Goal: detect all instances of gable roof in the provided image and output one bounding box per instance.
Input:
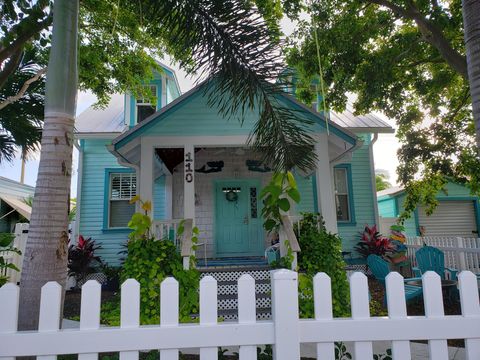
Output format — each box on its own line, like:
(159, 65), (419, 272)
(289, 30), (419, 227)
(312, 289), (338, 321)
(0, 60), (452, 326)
(110, 78), (361, 150)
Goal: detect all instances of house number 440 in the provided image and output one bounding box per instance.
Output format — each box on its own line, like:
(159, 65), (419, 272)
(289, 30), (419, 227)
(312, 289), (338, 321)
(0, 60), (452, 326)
(185, 151), (193, 183)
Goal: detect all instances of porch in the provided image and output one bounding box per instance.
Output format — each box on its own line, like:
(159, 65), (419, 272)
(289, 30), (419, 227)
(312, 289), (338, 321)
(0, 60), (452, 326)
(111, 131), (350, 267)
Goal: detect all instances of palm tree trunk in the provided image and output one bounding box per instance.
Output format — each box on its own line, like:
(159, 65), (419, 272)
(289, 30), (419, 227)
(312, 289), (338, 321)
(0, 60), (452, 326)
(463, 0), (480, 147)
(18, 0), (79, 330)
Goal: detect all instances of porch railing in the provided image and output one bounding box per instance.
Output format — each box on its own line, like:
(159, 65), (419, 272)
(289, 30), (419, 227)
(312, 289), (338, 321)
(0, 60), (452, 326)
(152, 219), (183, 249)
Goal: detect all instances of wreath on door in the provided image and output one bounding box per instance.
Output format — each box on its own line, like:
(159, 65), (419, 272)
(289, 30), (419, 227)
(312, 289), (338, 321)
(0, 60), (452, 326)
(225, 190), (238, 202)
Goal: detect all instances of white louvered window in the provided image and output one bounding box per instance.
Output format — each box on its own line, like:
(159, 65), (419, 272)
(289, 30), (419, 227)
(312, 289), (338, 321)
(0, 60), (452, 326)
(109, 173), (137, 228)
(334, 168), (351, 222)
(136, 85), (157, 123)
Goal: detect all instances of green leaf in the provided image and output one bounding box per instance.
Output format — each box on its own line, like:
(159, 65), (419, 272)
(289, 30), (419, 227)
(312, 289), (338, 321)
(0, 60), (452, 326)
(286, 171), (297, 188)
(264, 219), (277, 231)
(278, 198), (290, 211)
(287, 188), (301, 203)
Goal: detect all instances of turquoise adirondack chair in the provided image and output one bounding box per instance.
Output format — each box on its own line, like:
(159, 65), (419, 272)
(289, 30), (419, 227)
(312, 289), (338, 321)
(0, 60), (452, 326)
(367, 254), (423, 304)
(413, 246), (458, 280)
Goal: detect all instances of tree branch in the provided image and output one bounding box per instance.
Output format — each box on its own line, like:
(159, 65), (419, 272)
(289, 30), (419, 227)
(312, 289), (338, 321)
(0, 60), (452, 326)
(0, 49), (23, 90)
(0, 14), (52, 65)
(367, 0), (468, 78)
(0, 67), (47, 111)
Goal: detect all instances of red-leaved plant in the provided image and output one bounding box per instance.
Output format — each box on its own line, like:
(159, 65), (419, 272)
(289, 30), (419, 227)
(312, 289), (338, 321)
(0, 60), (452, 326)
(355, 225), (394, 258)
(68, 235), (102, 286)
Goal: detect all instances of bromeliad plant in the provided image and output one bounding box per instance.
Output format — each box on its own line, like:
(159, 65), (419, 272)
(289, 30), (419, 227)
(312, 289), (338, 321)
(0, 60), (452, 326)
(68, 235), (103, 286)
(355, 225), (394, 259)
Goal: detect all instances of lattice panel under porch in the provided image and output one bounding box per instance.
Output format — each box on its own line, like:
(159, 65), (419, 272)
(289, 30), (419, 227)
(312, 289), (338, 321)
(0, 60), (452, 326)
(217, 280), (271, 296)
(200, 269), (270, 282)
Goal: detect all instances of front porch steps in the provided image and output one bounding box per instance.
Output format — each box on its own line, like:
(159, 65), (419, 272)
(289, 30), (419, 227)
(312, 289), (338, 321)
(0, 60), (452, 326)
(199, 266), (272, 321)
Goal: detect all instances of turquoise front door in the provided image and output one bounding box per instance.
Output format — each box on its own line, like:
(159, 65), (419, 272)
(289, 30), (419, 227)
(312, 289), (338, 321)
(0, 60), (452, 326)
(215, 180), (263, 257)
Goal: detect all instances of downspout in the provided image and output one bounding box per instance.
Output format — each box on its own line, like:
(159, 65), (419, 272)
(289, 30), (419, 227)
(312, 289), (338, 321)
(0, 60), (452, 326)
(369, 133), (380, 226)
(73, 139), (83, 242)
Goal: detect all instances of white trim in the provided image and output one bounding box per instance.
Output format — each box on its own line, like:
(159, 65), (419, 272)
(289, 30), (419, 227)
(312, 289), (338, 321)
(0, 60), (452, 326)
(139, 137), (154, 218)
(161, 76), (167, 108)
(73, 140), (83, 240)
(315, 133), (338, 233)
(183, 144), (195, 220)
(369, 133), (380, 227)
(140, 135), (250, 148)
(124, 93), (131, 127)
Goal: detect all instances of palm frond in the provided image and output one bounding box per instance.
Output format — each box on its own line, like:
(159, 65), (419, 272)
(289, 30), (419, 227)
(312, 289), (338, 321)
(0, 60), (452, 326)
(139, 0), (317, 171)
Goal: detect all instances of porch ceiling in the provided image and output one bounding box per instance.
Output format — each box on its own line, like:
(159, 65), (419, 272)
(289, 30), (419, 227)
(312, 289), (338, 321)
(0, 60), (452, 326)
(155, 148), (201, 173)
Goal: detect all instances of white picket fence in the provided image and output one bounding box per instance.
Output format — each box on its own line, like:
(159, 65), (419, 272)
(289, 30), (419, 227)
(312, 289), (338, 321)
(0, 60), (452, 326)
(1, 270), (480, 360)
(406, 236), (480, 274)
(0, 223), (28, 284)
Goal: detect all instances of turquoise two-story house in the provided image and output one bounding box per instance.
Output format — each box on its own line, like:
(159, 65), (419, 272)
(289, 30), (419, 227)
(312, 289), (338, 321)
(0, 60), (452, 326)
(74, 62), (393, 266)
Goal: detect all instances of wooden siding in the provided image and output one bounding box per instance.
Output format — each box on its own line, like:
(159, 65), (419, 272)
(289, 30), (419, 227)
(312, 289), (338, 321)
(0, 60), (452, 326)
(79, 139), (131, 265)
(378, 198), (397, 217)
(337, 139), (376, 251)
(295, 175), (315, 214)
(153, 175), (166, 220)
(122, 92), (326, 138)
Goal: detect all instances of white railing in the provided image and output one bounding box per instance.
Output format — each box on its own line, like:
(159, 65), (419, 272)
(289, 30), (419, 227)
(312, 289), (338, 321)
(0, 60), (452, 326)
(152, 219), (183, 248)
(1, 270), (480, 359)
(0, 223), (28, 285)
(406, 236), (480, 274)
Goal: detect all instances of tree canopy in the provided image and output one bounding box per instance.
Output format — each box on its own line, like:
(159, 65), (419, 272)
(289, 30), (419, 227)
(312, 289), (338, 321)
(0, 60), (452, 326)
(285, 0), (478, 217)
(1, 0), (319, 171)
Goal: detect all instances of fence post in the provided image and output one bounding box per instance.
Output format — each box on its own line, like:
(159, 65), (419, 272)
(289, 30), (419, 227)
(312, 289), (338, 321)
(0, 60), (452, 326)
(238, 274), (257, 359)
(313, 273), (334, 360)
(271, 269), (300, 360)
(350, 272), (373, 359)
(423, 271), (448, 360)
(38, 282), (62, 360)
(79, 280), (101, 360)
(199, 276), (217, 360)
(121, 279), (140, 360)
(160, 277), (179, 360)
(458, 271), (480, 359)
(0, 284), (19, 360)
(456, 237), (467, 271)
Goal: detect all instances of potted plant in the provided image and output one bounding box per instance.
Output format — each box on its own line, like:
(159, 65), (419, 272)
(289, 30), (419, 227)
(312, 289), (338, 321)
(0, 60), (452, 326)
(355, 224), (394, 259)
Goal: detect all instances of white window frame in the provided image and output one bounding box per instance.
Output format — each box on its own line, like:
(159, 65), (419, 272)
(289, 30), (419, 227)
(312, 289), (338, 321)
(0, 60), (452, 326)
(108, 172), (137, 228)
(135, 85), (157, 124)
(334, 167), (351, 222)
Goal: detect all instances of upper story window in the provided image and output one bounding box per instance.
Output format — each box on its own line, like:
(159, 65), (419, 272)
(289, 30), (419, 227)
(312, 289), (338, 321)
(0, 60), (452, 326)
(334, 167), (351, 222)
(109, 172), (137, 228)
(136, 85), (157, 123)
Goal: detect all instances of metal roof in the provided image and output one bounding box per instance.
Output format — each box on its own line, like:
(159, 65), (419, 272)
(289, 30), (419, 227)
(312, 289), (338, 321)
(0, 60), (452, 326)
(329, 109), (394, 133)
(75, 93), (126, 135)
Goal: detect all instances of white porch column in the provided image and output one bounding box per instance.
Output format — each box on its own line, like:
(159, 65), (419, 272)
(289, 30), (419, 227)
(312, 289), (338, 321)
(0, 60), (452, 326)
(315, 133), (338, 234)
(140, 138), (154, 218)
(183, 144), (195, 220)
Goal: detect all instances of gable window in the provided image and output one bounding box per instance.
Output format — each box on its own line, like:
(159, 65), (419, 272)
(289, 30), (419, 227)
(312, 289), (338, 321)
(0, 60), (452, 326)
(136, 85), (157, 123)
(109, 172), (137, 228)
(334, 167), (352, 222)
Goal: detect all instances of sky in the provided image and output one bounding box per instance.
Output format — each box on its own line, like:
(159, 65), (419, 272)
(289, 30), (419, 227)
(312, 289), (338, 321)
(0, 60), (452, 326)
(0, 17), (400, 195)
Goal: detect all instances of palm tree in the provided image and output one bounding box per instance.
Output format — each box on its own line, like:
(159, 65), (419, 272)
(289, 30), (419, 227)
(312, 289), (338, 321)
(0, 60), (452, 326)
(18, 0), (315, 330)
(463, 0), (480, 147)
(18, 0), (79, 330)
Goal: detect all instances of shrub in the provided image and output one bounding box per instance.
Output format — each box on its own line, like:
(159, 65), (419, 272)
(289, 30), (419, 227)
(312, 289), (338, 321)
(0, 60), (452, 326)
(295, 213), (350, 317)
(68, 235), (102, 286)
(121, 233), (200, 324)
(120, 200), (200, 324)
(355, 224), (394, 259)
(0, 233), (21, 286)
